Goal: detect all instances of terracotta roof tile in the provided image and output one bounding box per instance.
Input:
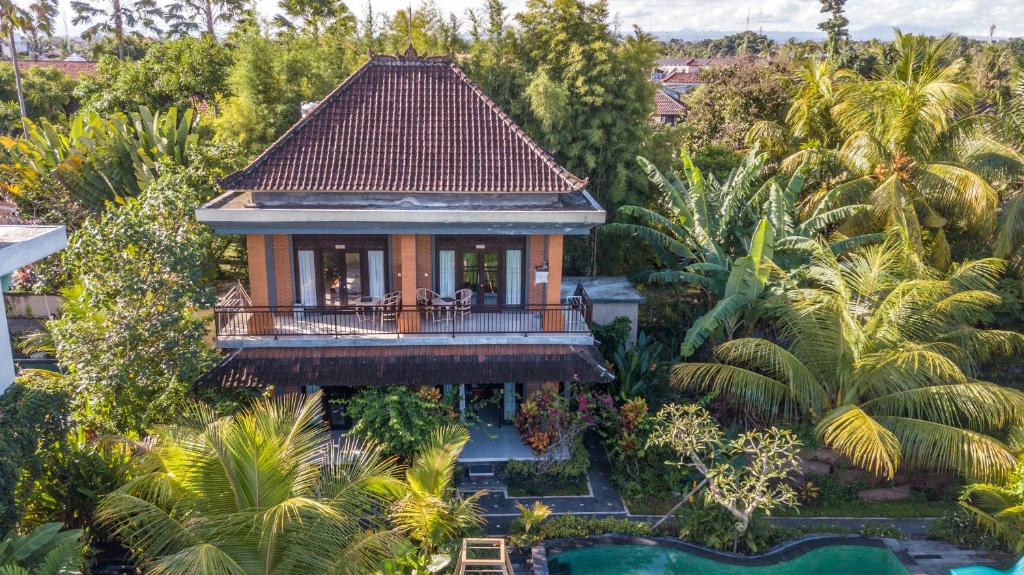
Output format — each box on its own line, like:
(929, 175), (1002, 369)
(196, 344), (612, 388)
(16, 60), (98, 79)
(221, 52), (586, 193)
(662, 71), (702, 84)
(654, 89), (685, 116)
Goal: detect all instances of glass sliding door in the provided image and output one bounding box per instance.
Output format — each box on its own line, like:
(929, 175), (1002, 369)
(292, 236), (388, 307)
(436, 237), (526, 307)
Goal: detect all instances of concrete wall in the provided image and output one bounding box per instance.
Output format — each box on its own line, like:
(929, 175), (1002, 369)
(4, 293), (64, 319)
(593, 302), (640, 345)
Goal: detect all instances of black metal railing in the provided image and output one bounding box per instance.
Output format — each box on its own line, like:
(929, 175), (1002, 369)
(214, 288), (592, 339)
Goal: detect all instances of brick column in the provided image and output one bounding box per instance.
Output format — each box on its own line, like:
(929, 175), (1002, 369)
(397, 234), (420, 332)
(245, 234), (273, 334)
(271, 235), (294, 306)
(543, 234), (564, 331)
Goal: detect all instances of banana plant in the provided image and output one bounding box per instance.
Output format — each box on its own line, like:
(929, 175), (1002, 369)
(0, 106), (200, 216)
(0, 523), (82, 575)
(680, 218), (774, 357)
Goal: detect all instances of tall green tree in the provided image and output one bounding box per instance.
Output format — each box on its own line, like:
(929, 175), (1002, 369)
(673, 238), (1024, 480)
(818, 0), (849, 58)
(46, 167), (220, 435)
(71, 0), (162, 58)
(97, 393), (403, 575)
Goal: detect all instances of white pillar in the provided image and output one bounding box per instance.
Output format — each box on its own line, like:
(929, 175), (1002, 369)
(0, 287), (15, 392)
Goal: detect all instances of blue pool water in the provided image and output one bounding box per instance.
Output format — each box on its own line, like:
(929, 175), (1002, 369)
(546, 543), (911, 575)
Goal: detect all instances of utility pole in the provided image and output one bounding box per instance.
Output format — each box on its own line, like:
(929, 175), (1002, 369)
(988, 24), (995, 43)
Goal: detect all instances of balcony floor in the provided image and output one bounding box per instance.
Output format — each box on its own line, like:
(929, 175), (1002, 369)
(216, 308), (590, 342)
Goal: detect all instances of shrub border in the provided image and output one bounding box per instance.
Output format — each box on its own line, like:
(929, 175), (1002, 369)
(532, 534), (925, 574)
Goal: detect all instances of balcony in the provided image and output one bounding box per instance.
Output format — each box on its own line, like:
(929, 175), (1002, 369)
(213, 287), (593, 347)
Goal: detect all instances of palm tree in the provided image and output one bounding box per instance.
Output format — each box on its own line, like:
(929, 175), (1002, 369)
(961, 470), (1024, 553)
(673, 238), (1024, 480)
(390, 425), (484, 565)
(24, 0), (56, 59)
(71, 0), (162, 59)
(164, 0), (245, 36)
(827, 31), (1023, 254)
(97, 393), (405, 575)
(1, 0), (30, 131)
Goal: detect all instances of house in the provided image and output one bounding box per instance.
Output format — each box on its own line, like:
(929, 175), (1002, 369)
(195, 50), (612, 460)
(0, 225), (67, 391)
(651, 56), (740, 94)
(653, 88), (686, 125)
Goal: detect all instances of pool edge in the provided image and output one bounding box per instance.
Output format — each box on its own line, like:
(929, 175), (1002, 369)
(533, 534), (926, 575)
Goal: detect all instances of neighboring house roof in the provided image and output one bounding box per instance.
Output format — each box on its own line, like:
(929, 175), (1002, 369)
(654, 89), (686, 116)
(197, 344), (613, 388)
(662, 71), (702, 84)
(15, 60), (98, 80)
(221, 49), (586, 193)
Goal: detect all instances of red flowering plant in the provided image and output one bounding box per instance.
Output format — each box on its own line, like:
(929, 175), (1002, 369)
(514, 387), (610, 461)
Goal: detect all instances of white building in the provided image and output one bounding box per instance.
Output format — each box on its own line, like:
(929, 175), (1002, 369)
(0, 225), (67, 392)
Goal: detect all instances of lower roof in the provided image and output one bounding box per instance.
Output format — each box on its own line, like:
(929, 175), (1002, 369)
(196, 344), (612, 388)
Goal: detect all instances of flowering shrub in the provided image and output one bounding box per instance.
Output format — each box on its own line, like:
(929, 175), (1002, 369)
(514, 387), (603, 455)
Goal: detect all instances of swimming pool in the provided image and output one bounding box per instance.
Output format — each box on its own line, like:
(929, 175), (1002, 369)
(543, 537), (913, 575)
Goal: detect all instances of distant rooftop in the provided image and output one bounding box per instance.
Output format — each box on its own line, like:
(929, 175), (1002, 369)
(562, 276), (645, 304)
(16, 60), (98, 79)
(221, 49), (587, 194)
(654, 89), (686, 116)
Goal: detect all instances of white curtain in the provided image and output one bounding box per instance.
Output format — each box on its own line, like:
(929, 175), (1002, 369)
(368, 250), (385, 298)
(298, 250), (318, 306)
(439, 250), (456, 297)
(503, 383), (517, 422)
(505, 249), (522, 305)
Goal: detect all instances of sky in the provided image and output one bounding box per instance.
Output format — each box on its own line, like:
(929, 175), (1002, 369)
(52, 0), (1024, 40)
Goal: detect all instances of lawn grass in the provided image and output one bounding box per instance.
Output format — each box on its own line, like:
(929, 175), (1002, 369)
(777, 498), (953, 518)
(624, 493), (954, 518)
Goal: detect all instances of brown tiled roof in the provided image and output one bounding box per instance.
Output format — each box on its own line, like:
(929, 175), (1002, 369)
(654, 90), (685, 116)
(16, 60), (98, 79)
(196, 344), (612, 388)
(662, 71), (701, 84)
(221, 52), (586, 193)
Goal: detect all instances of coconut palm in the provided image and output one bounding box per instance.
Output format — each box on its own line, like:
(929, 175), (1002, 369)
(97, 392), (405, 575)
(673, 237), (1024, 480)
(390, 425), (484, 566)
(70, 0), (162, 59)
(826, 31), (1023, 253)
(961, 468), (1024, 553)
(164, 0), (245, 36)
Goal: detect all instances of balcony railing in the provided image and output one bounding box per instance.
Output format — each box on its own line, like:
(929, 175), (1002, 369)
(214, 286), (592, 339)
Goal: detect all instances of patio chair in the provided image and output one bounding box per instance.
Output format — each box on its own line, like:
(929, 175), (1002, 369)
(416, 287), (441, 322)
(378, 291), (402, 330)
(950, 557), (1024, 575)
(452, 288), (473, 328)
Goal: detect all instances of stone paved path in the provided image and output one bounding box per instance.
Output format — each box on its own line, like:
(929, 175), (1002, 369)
(887, 538), (1001, 575)
(456, 440), (628, 535)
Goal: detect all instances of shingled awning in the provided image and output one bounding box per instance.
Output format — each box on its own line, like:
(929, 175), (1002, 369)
(197, 345), (613, 388)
